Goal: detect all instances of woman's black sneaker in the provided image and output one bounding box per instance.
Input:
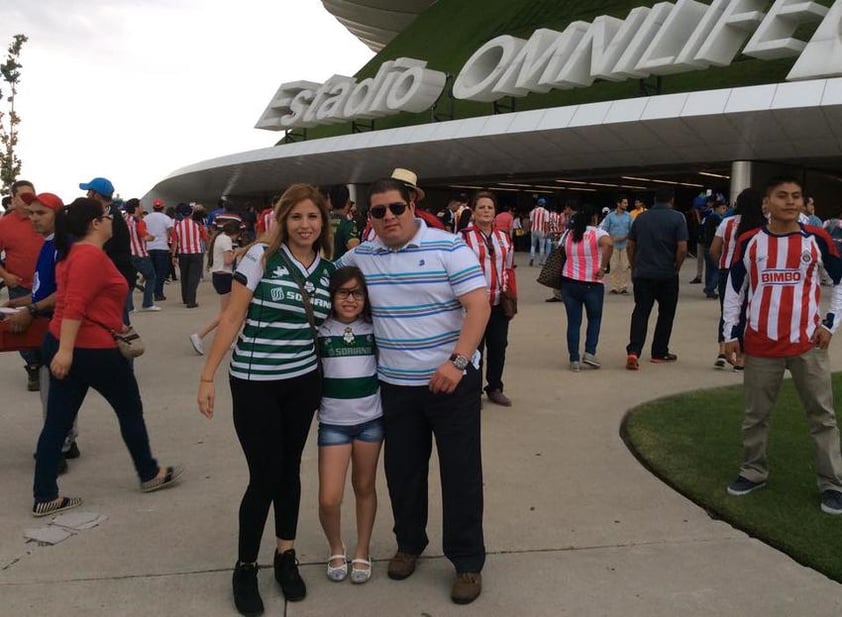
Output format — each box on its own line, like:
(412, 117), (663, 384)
(274, 549), (306, 601)
(232, 561), (264, 616)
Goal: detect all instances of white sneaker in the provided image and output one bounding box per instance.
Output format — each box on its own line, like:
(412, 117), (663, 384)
(139, 305), (162, 312)
(189, 333), (204, 355)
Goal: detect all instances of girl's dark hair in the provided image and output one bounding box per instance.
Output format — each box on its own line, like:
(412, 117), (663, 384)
(328, 266), (371, 322)
(735, 188), (765, 238)
(570, 203), (598, 243)
(55, 197), (105, 260)
(207, 221), (241, 269)
(368, 178), (411, 205)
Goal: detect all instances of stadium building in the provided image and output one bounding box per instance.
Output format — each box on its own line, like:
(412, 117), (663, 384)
(149, 0), (842, 213)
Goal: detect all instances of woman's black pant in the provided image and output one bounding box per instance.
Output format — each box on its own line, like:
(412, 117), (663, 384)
(478, 304), (510, 393)
(230, 371), (320, 562)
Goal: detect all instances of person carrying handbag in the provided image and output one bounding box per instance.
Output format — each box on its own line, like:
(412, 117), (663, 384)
(197, 184), (335, 615)
(33, 198), (181, 518)
(460, 191), (514, 406)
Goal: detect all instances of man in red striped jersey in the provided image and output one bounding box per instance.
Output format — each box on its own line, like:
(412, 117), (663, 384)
(723, 176), (842, 514)
(171, 203), (207, 308)
(124, 199), (160, 312)
(528, 198), (549, 266)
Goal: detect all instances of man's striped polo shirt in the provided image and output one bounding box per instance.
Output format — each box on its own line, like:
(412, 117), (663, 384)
(336, 219), (487, 386)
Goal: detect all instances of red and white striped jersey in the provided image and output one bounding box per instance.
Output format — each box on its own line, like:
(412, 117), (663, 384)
(561, 227), (609, 283)
(714, 215), (741, 269)
(723, 226), (842, 357)
(530, 206), (549, 234)
(460, 226), (514, 306)
(125, 214), (149, 258)
(255, 208), (275, 236)
(546, 211), (561, 235)
(173, 218), (205, 254)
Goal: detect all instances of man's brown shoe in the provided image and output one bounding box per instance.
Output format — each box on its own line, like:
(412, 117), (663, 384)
(387, 551), (418, 580)
(486, 389), (512, 407)
(451, 572), (482, 604)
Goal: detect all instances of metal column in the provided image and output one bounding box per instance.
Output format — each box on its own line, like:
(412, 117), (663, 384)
(730, 161), (752, 204)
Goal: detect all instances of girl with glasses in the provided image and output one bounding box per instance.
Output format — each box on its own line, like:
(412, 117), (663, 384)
(316, 266), (383, 584)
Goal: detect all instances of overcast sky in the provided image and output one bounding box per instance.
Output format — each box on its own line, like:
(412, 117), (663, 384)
(0, 0), (374, 202)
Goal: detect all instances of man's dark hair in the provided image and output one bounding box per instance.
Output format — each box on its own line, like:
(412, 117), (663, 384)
(764, 175), (802, 195)
(329, 184), (350, 210)
(124, 198), (140, 214)
(368, 178), (410, 205)
(11, 180), (34, 196)
(1, 195), (10, 209)
(615, 194), (629, 206)
(654, 186), (675, 204)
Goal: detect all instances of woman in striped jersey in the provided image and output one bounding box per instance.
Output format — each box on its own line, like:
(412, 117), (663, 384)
(189, 221), (243, 355)
(197, 184), (334, 614)
(559, 203), (613, 371)
(460, 191), (515, 406)
(317, 266), (382, 584)
(709, 189), (765, 371)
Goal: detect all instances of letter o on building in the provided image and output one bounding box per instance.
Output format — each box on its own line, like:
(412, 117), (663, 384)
(387, 67), (447, 113)
(453, 36), (526, 102)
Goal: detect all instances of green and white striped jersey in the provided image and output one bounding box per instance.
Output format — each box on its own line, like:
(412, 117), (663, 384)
(230, 243), (334, 381)
(317, 317), (382, 425)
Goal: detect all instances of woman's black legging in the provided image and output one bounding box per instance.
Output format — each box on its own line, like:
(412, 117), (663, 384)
(229, 370), (321, 562)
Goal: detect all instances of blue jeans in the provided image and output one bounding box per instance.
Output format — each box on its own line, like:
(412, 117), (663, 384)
(129, 255), (157, 310)
(148, 250), (170, 299)
(530, 231), (546, 264)
(9, 285), (40, 366)
(703, 247), (719, 295)
(560, 278), (604, 362)
(318, 417), (385, 446)
(33, 333), (158, 502)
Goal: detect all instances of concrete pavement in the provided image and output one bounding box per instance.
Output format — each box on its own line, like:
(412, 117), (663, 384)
(2, 264), (841, 617)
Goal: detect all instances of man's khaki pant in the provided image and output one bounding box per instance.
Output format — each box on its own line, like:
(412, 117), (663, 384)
(609, 248), (630, 292)
(741, 348), (842, 492)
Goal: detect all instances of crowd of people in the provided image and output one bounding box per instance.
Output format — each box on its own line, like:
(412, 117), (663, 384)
(3, 168), (842, 616)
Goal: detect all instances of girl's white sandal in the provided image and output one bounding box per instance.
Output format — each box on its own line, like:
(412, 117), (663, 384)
(326, 549), (348, 582)
(350, 558), (372, 584)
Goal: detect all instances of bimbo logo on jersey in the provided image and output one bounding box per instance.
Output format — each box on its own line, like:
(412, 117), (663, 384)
(761, 269), (802, 284)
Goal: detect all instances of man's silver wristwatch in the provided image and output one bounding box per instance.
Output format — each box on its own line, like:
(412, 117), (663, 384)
(449, 353), (469, 370)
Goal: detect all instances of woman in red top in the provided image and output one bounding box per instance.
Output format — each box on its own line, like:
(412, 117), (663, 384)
(32, 198), (182, 518)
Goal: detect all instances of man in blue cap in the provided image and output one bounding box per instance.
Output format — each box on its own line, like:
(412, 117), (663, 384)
(79, 177), (136, 323)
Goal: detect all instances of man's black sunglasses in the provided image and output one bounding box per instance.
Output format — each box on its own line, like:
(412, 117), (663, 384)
(369, 202), (408, 219)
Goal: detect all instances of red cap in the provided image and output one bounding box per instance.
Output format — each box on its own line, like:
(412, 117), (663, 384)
(21, 192), (64, 211)
(153, 198), (164, 208)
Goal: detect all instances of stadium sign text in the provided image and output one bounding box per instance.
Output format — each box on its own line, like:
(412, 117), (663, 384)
(257, 0), (842, 131)
(256, 58), (446, 130)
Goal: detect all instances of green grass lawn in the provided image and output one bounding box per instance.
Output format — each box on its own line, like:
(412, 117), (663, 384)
(622, 374), (842, 582)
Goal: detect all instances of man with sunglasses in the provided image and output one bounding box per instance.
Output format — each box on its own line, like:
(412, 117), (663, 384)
(336, 177), (490, 604)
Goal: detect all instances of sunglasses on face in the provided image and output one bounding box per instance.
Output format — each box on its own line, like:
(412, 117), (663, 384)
(369, 202), (408, 219)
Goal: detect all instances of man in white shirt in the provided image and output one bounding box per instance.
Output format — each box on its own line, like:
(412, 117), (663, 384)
(144, 198), (174, 302)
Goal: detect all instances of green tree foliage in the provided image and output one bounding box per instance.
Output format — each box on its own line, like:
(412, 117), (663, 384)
(0, 34), (28, 194)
